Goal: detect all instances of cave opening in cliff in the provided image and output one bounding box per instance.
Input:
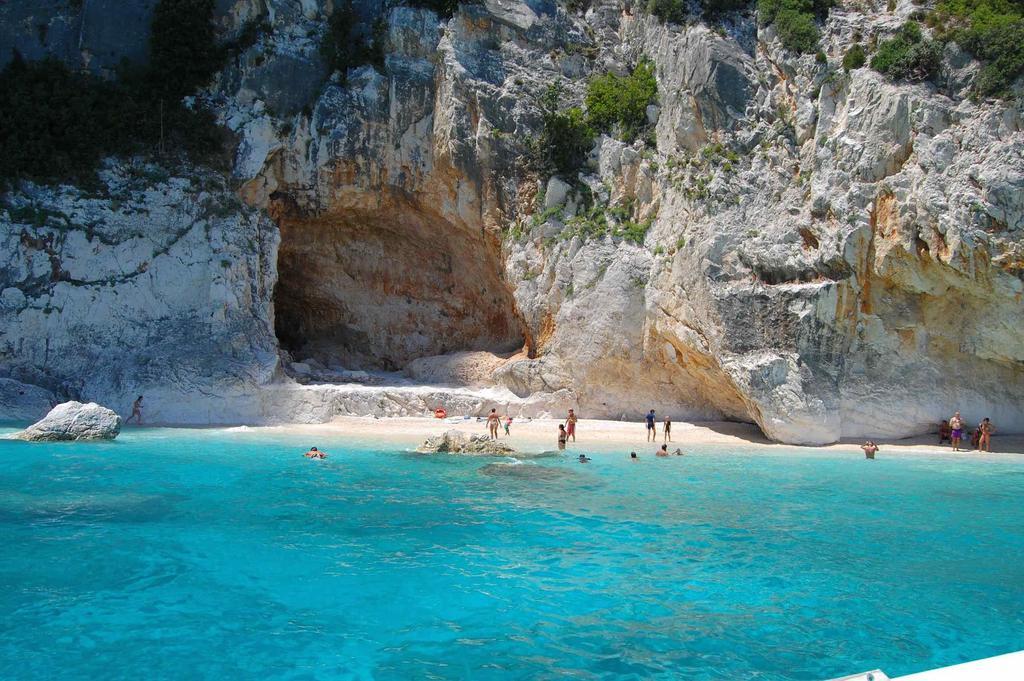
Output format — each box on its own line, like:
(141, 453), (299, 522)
(271, 200), (526, 376)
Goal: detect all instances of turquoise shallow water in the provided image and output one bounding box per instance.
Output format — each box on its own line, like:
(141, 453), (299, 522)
(1, 429), (1022, 680)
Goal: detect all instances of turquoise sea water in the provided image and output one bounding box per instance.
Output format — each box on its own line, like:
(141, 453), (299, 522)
(1, 428), (1022, 680)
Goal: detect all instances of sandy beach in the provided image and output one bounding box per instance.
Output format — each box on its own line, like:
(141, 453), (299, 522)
(247, 416), (1024, 460)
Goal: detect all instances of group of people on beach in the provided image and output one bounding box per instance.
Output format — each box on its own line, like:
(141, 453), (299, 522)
(289, 405), (1001, 463)
(644, 409), (672, 442)
(859, 410), (995, 459)
(486, 409), (514, 439)
(940, 412), (995, 452)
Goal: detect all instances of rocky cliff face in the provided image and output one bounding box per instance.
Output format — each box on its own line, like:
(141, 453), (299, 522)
(1, 0), (1022, 443)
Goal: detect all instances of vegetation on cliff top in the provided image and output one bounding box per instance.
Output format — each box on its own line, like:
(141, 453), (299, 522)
(842, 43), (867, 71)
(320, 1), (387, 83)
(870, 21), (943, 82)
(757, 0), (834, 54)
(647, 0), (835, 55)
(0, 0), (228, 186)
(531, 83), (594, 177)
(646, 0), (754, 24)
(928, 0), (1024, 97)
(532, 62), (658, 178)
(406, 0), (462, 18)
(585, 61), (658, 143)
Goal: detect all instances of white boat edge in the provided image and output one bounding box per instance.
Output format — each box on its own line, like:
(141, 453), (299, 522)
(829, 650), (1024, 681)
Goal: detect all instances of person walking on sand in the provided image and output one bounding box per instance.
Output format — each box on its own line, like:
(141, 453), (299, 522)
(861, 441), (879, 459)
(503, 415), (512, 436)
(949, 411), (964, 451)
(125, 395), (144, 425)
(487, 409), (500, 439)
(565, 409), (578, 443)
(645, 409), (657, 441)
(664, 417), (672, 443)
(557, 424), (568, 451)
(978, 418), (994, 452)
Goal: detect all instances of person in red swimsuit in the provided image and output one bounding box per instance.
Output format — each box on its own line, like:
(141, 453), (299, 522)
(565, 409), (578, 442)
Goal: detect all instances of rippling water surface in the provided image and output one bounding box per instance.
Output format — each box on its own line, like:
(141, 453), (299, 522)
(1, 428), (1022, 680)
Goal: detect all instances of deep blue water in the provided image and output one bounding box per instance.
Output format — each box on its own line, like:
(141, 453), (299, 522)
(0, 428), (1022, 680)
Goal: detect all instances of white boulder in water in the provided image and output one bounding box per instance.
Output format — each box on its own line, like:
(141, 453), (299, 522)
(13, 401), (122, 442)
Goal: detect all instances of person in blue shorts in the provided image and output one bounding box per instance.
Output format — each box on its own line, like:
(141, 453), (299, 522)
(645, 409), (656, 441)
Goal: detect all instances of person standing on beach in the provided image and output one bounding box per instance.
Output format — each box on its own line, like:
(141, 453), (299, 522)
(125, 395), (144, 425)
(645, 409), (656, 441)
(565, 409), (578, 443)
(949, 411), (964, 451)
(978, 418), (994, 452)
(503, 415), (512, 436)
(557, 424), (567, 450)
(487, 409), (500, 439)
(663, 417), (671, 443)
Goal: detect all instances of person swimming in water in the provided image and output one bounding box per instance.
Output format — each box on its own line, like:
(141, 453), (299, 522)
(630, 451), (638, 460)
(304, 447), (326, 459)
(861, 441), (878, 459)
(578, 454), (591, 463)
(656, 444), (670, 457)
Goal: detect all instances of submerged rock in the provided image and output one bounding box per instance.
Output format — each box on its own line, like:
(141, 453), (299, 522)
(13, 401), (122, 442)
(479, 462), (572, 480)
(417, 429), (516, 455)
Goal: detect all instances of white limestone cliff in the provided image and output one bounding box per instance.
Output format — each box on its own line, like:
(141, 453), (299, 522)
(1, 0), (1021, 444)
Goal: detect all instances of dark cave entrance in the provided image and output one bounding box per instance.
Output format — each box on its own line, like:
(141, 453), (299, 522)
(272, 203), (526, 373)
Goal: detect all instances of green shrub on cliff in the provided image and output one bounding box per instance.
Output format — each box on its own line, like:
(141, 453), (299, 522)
(928, 0), (1024, 97)
(646, 0), (753, 24)
(757, 0), (833, 54)
(0, 57), (121, 183)
(871, 21), (943, 82)
(148, 0), (221, 102)
(0, 0), (228, 186)
(530, 83), (594, 177)
(321, 2), (387, 83)
(646, 0), (687, 24)
(585, 61), (658, 142)
(843, 43), (867, 70)
(406, 0), (461, 18)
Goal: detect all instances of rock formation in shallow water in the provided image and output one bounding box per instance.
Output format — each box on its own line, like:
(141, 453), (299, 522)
(417, 429), (517, 455)
(14, 401), (121, 441)
(1, 1), (1022, 443)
